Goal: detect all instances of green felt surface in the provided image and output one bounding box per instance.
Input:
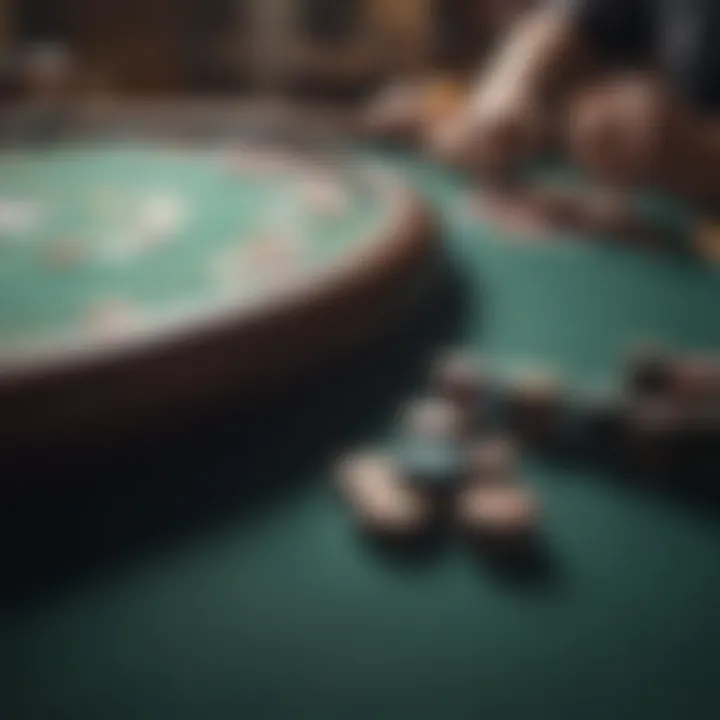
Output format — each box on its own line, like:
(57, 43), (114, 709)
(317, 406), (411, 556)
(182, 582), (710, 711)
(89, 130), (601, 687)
(7, 148), (720, 720)
(0, 142), (386, 353)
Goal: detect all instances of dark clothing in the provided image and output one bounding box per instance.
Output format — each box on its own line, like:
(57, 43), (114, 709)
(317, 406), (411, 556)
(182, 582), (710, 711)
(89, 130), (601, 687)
(434, 0), (493, 71)
(567, 0), (720, 113)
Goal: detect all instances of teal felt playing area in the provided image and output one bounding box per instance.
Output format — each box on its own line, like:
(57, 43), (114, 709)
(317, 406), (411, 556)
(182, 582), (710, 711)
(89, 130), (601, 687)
(7, 146), (720, 720)
(0, 142), (387, 354)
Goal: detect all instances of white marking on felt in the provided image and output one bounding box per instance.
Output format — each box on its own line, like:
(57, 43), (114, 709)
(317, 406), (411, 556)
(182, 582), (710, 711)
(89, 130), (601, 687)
(299, 175), (348, 218)
(0, 199), (42, 236)
(138, 194), (186, 239)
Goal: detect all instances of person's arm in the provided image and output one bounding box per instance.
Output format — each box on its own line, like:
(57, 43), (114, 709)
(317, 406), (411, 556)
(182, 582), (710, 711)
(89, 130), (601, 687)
(433, 4), (597, 173)
(469, 5), (591, 114)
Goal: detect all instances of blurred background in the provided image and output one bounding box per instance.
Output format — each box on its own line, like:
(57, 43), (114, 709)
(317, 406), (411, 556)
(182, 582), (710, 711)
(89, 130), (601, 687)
(0, 0), (533, 101)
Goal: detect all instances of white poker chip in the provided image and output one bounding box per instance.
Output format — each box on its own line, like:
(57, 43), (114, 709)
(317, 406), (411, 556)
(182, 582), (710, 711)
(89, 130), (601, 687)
(457, 484), (538, 537)
(336, 452), (430, 534)
(0, 198), (42, 236)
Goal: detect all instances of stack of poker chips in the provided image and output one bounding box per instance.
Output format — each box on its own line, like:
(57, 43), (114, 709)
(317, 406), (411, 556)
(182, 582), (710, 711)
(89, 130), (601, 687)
(617, 345), (720, 476)
(337, 345), (720, 547)
(336, 351), (541, 558)
(426, 345), (720, 477)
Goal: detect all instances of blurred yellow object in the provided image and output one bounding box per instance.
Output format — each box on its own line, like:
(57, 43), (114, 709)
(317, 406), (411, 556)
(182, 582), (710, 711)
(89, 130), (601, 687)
(694, 221), (720, 265)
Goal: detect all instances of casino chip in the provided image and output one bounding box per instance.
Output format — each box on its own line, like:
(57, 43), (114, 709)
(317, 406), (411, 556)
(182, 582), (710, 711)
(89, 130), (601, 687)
(396, 397), (467, 490)
(429, 350), (487, 431)
(401, 397), (463, 439)
(469, 435), (518, 484)
(456, 484), (539, 542)
(336, 452), (432, 535)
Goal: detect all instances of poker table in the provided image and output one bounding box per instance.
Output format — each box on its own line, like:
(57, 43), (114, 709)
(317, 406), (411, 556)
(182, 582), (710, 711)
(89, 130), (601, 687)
(7, 109), (720, 720)
(0, 102), (435, 450)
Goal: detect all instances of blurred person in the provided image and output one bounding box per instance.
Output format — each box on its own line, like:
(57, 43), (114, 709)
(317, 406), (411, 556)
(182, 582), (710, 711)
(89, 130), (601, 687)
(366, 0), (536, 143)
(435, 0), (720, 204)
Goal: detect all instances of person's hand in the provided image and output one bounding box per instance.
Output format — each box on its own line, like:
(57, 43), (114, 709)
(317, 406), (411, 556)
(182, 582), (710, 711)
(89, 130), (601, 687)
(428, 82), (546, 176)
(566, 77), (692, 186)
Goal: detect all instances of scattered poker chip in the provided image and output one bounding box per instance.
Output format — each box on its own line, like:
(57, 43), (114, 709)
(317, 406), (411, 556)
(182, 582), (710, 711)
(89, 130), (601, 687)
(336, 452), (431, 536)
(469, 435), (518, 484)
(430, 350), (486, 402)
(85, 298), (142, 340)
(396, 397), (467, 489)
(400, 397), (464, 439)
(429, 350), (488, 431)
(456, 484), (539, 542)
